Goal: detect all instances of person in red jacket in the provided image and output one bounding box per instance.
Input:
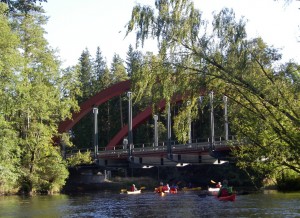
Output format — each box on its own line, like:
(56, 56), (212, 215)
(131, 184), (137, 192)
(217, 180), (232, 197)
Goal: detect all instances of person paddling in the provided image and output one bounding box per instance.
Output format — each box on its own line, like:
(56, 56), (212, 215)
(131, 184), (137, 192)
(156, 182), (164, 193)
(217, 180), (232, 197)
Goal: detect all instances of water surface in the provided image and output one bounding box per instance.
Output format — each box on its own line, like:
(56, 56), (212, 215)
(1, 190), (300, 217)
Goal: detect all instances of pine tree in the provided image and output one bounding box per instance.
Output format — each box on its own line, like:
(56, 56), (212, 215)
(78, 48), (94, 103)
(125, 44), (142, 78)
(110, 53), (128, 83)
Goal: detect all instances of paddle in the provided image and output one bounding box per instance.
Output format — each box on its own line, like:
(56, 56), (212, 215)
(210, 180), (216, 184)
(140, 186), (146, 190)
(120, 189), (127, 194)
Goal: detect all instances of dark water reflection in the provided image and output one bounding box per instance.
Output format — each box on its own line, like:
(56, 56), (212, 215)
(1, 190), (300, 217)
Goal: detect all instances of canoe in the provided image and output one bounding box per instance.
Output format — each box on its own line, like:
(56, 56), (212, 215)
(217, 194), (236, 201)
(127, 190), (141, 194)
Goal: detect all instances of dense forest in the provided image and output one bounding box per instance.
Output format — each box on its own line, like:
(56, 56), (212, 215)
(0, 0), (299, 195)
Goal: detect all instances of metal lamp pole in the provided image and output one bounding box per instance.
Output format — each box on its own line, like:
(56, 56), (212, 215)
(93, 107), (99, 159)
(187, 101), (192, 144)
(154, 115), (158, 147)
(209, 91), (215, 150)
(223, 96), (229, 141)
(167, 103), (172, 159)
(127, 92), (133, 158)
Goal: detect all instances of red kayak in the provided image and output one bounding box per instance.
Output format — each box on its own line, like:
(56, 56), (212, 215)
(217, 194), (236, 201)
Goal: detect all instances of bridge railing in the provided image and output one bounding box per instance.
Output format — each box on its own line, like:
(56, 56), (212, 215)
(96, 135), (238, 157)
(64, 135), (239, 158)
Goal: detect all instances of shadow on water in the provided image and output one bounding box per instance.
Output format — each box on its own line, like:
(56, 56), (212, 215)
(1, 190), (300, 217)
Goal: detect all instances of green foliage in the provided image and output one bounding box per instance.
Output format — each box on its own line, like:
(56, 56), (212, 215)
(0, 3), (79, 194)
(20, 145), (69, 194)
(66, 151), (93, 167)
(110, 53), (129, 83)
(1, 0), (47, 13)
(0, 3), (22, 194)
(277, 169), (300, 191)
(78, 48), (94, 103)
(126, 44), (142, 77)
(126, 0), (300, 178)
(0, 116), (21, 194)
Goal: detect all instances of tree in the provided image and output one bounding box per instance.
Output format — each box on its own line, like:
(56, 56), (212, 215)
(78, 48), (94, 103)
(110, 53), (128, 83)
(11, 9), (78, 194)
(92, 46), (107, 93)
(0, 3), (21, 193)
(126, 0), (300, 180)
(126, 44), (142, 77)
(1, 0), (47, 13)
(71, 49), (95, 149)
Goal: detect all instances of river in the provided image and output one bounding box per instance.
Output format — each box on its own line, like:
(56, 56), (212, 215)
(0, 190), (300, 218)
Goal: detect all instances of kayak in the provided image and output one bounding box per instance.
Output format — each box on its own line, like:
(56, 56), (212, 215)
(157, 191), (166, 196)
(127, 190), (142, 194)
(208, 187), (220, 196)
(217, 194), (236, 201)
(182, 187), (201, 191)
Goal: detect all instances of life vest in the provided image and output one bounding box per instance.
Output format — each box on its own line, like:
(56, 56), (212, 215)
(220, 188), (229, 197)
(156, 186), (164, 193)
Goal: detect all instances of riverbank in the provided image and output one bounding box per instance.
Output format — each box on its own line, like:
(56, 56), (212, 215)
(62, 163), (261, 194)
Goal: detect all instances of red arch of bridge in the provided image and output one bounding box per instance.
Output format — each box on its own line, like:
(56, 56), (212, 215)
(58, 80), (191, 150)
(58, 80), (131, 133)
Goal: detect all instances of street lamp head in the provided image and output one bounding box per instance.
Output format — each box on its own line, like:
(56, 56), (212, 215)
(127, 91), (132, 98)
(93, 107), (98, 114)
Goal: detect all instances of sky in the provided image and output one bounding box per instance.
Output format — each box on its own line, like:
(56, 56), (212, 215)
(42, 0), (300, 68)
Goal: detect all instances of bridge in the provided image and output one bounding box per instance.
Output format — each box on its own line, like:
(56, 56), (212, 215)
(60, 80), (238, 169)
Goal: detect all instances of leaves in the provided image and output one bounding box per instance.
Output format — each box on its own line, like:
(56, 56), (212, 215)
(127, 0), (300, 177)
(0, 4), (79, 194)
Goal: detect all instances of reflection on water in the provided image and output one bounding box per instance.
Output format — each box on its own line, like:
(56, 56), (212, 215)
(1, 190), (300, 217)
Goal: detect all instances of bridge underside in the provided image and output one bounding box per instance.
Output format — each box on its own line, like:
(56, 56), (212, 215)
(97, 152), (233, 168)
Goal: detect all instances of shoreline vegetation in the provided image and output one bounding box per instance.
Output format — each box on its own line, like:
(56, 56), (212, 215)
(2, 163), (299, 196)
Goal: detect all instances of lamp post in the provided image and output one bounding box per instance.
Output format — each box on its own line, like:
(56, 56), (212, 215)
(93, 107), (98, 159)
(167, 103), (172, 159)
(198, 96), (204, 142)
(154, 115), (158, 147)
(127, 92), (133, 157)
(223, 96), (229, 141)
(209, 91), (215, 150)
(187, 101), (192, 144)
